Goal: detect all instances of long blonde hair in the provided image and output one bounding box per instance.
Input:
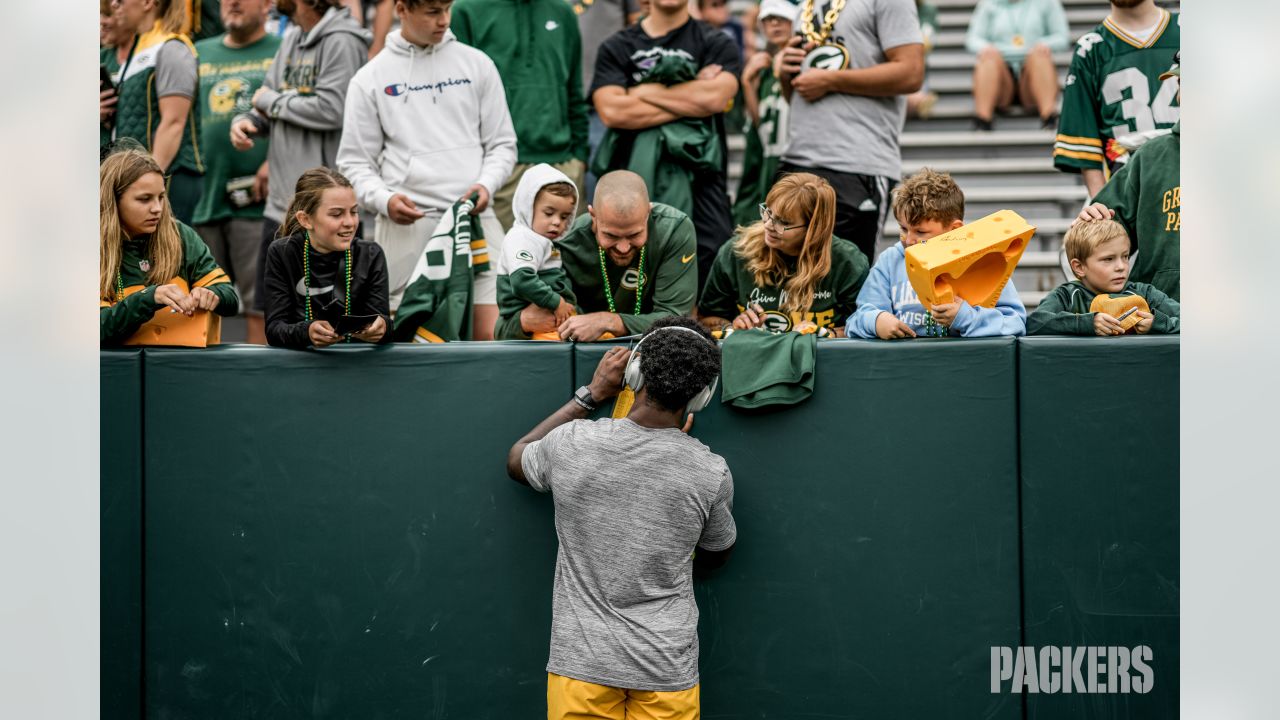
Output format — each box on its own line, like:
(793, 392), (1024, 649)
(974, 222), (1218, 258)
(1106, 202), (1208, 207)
(733, 172), (837, 316)
(99, 148), (182, 302)
(157, 0), (188, 35)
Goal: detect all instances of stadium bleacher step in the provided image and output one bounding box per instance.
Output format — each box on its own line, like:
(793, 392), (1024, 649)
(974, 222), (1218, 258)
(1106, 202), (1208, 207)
(927, 50), (1074, 71)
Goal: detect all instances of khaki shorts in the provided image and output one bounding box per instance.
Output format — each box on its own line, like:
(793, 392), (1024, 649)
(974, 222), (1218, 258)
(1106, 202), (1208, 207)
(546, 672), (699, 720)
(374, 208), (505, 312)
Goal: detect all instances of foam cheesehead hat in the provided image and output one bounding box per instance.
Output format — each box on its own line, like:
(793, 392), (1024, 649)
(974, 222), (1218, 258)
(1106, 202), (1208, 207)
(1159, 50), (1180, 81)
(758, 0), (799, 25)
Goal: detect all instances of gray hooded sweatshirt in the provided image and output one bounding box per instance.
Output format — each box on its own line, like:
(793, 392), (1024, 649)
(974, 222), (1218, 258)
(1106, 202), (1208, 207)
(235, 6), (370, 223)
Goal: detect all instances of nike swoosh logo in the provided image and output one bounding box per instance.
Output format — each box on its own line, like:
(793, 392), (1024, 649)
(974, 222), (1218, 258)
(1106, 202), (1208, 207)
(296, 278), (335, 296)
(681, 253), (695, 264)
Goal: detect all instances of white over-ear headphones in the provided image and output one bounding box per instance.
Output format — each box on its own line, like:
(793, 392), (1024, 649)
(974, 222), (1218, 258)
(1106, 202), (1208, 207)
(623, 326), (719, 413)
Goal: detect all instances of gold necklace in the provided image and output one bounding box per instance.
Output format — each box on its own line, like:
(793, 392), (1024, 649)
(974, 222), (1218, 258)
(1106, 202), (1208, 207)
(801, 0), (848, 46)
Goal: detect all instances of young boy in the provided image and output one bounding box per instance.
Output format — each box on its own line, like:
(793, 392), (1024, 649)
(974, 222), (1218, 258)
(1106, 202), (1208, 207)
(846, 168), (1027, 339)
(336, 0), (516, 339)
(1028, 219), (1179, 336)
(495, 164), (580, 339)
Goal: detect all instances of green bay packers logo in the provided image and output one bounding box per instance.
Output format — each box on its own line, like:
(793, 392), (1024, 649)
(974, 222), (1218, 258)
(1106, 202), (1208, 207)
(761, 310), (792, 332)
(620, 267), (641, 290)
(801, 44), (849, 72)
(515, 250), (535, 263)
(210, 78), (249, 115)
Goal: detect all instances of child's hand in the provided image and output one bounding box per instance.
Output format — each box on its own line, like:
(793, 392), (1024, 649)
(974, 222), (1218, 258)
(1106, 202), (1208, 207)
(1093, 312), (1123, 336)
(793, 320), (819, 335)
(930, 301), (963, 327)
(554, 297), (575, 325)
(1133, 311), (1154, 334)
(308, 320), (341, 347)
(875, 312), (917, 340)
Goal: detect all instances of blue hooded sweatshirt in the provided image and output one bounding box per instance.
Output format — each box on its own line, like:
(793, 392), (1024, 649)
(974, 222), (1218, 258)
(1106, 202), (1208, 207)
(845, 242), (1027, 338)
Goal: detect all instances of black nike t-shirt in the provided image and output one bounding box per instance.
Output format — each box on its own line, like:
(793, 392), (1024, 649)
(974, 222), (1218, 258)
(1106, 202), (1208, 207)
(590, 18), (742, 288)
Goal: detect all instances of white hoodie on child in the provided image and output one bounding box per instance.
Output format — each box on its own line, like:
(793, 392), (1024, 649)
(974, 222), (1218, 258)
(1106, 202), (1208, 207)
(337, 29), (517, 216)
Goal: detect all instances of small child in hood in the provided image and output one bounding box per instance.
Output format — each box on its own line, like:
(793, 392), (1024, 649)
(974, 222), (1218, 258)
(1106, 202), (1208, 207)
(495, 164), (580, 339)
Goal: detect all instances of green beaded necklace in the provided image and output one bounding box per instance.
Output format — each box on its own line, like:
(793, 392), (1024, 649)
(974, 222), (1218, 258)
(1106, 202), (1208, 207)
(115, 268), (125, 303)
(303, 231), (352, 341)
(923, 310), (948, 338)
(597, 244), (645, 316)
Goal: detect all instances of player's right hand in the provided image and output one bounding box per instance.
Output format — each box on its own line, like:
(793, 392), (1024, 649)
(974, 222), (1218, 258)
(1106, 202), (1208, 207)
(876, 312), (917, 340)
(587, 345), (631, 401)
(387, 193), (425, 225)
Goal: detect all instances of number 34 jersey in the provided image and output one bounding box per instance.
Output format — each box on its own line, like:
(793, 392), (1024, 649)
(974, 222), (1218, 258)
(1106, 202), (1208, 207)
(1053, 9), (1179, 176)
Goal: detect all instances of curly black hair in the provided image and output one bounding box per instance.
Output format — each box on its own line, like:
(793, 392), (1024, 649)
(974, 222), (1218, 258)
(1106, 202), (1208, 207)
(638, 317), (721, 412)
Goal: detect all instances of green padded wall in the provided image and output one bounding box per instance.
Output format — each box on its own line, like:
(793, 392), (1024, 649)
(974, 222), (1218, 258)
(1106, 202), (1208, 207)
(102, 349), (143, 720)
(142, 343), (568, 718)
(576, 338), (1023, 719)
(1019, 336), (1178, 719)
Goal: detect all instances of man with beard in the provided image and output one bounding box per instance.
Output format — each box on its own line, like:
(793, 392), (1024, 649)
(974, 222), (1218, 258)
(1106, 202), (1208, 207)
(495, 170), (698, 341)
(1052, 0), (1180, 198)
(229, 0), (369, 335)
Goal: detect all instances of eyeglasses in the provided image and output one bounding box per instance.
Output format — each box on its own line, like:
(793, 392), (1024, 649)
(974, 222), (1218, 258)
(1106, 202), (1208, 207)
(759, 203), (806, 232)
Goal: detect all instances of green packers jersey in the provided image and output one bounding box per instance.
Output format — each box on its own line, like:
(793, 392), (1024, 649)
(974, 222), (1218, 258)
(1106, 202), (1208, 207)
(1054, 10), (1179, 176)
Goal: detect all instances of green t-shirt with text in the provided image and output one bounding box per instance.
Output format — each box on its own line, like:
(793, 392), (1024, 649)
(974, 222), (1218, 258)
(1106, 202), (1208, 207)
(192, 33), (280, 224)
(699, 235), (870, 332)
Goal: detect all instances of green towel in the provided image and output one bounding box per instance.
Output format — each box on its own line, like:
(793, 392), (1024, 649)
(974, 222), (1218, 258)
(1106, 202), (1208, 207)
(720, 330), (817, 409)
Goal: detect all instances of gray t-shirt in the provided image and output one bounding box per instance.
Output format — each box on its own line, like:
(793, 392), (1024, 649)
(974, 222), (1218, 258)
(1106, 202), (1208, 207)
(522, 417), (736, 691)
(155, 40), (197, 99)
(783, 0), (922, 178)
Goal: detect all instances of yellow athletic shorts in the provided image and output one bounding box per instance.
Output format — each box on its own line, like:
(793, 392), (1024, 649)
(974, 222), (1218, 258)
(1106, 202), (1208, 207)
(546, 672), (700, 720)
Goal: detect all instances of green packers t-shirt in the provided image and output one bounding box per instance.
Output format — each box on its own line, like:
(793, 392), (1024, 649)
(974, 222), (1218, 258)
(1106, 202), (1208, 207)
(192, 33), (280, 224)
(699, 234), (869, 332)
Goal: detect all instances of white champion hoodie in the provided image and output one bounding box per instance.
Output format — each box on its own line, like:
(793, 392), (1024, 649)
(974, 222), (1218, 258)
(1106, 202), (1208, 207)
(337, 29), (517, 216)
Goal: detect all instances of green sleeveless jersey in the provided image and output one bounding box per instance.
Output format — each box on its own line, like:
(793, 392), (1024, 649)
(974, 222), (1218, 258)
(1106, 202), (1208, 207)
(115, 24), (203, 174)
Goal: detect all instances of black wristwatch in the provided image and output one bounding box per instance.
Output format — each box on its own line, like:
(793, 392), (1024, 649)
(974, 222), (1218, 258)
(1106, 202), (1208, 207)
(572, 385), (598, 412)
